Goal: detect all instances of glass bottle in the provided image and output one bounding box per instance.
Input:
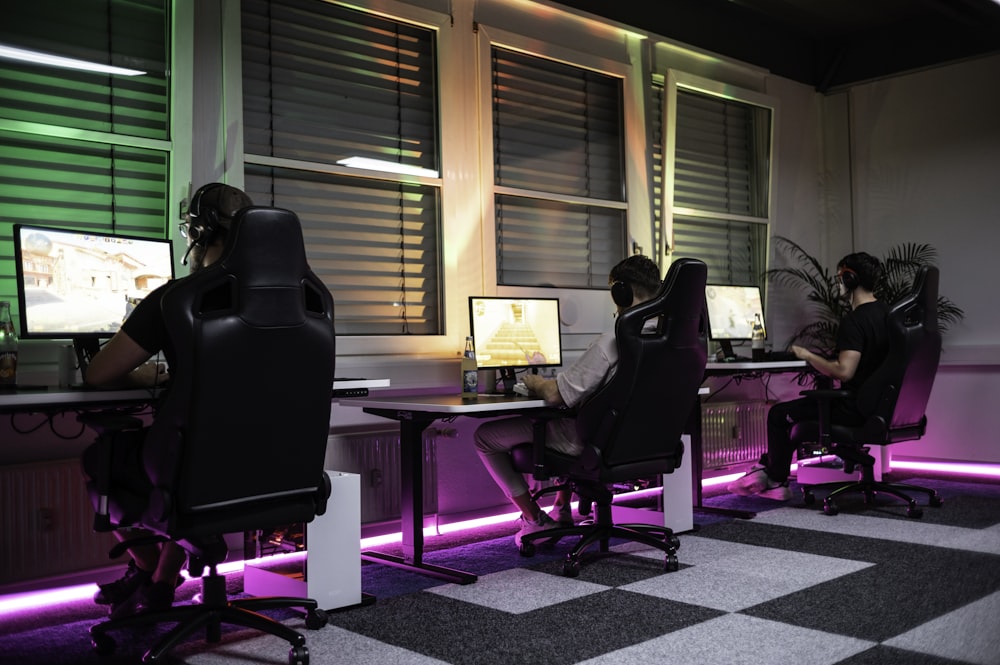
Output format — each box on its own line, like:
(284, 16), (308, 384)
(461, 336), (478, 397)
(0, 301), (18, 387)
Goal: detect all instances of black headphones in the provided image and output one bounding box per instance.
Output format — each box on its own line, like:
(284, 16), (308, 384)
(611, 280), (633, 308)
(186, 183), (225, 249)
(837, 266), (860, 291)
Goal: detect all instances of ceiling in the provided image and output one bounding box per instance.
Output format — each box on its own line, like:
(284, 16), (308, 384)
(552, 0), (1000, 91)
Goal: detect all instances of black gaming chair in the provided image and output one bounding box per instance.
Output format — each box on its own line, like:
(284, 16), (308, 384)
(511, 258), (708, 577)
(795, 265), (944, 517)
(86, 207), (336, 664)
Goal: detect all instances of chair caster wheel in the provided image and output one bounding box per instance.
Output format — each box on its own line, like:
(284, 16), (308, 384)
(289, 644), (309, 665)
(668, 535), (680, 549)
(929, 494), (943, 508)
(906, 505), (924, 518)
(665, 554), (679, 572)
(519, 542), (536, 557)
(562, 558), (580, 578)
(305, 608), (328, 630)
(823, 500), (839, 516)
(91, 632), (115, 655)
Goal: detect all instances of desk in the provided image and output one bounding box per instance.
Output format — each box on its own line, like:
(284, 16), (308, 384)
(340, 393), (547, 585)
(0, 379), (389, 414)
(695, 359), (808, 518)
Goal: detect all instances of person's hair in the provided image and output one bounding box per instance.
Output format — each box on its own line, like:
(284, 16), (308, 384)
(187, 183), (253, 271)
(609, 255), (662, 302)
(837, 251), (882, 292)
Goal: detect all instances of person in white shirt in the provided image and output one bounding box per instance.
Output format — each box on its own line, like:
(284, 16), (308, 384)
(473, 255), (663, 547)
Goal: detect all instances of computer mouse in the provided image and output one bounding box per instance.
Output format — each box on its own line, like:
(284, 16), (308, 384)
(512, 382), (530, 396)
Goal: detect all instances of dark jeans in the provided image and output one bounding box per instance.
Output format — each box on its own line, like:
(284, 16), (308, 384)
(764, 396), (863, 482)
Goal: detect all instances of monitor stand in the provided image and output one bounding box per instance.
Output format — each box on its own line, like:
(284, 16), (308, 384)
(73, 338), (101, 382)
(499, 368), (517, 395)
(716, 339), (736, 361)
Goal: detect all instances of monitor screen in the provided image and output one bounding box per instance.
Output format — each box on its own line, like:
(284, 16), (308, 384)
(469, 296), (563, 372)
(13, 224), (175, 341)
(704, 284), (765, 341)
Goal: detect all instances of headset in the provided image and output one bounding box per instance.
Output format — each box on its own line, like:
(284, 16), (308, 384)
(837, 266), (860, 291)
(186, 183), (226, 249)
(611, 280), (633, 308)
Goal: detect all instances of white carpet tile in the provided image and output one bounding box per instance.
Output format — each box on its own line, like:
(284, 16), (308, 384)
(423, 567), (608, 613)
(618, 536), (873, 612)
(754, 507), (1000, 554)
(883, 589), (1000, 665)
(575, 613), (875, 665)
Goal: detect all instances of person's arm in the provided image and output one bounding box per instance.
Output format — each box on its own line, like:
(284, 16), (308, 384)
(791, 345), (861, 383)
(522, 373), (565, 407)
(84, 330), (167, 389)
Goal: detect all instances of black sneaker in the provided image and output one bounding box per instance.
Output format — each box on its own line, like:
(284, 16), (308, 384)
(108, 580), (175, 620)
(94, 560), (150, 606)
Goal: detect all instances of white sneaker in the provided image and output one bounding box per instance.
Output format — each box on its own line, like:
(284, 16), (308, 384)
(549, 504), (574, 527)
(514, 512), (558, 548)
(759, 482), (792, 501)
(726, 464), (771, 496)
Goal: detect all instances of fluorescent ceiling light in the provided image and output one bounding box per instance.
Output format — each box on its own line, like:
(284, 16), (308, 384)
(337, 156), (439, 179)
(0, 44), (145, 76)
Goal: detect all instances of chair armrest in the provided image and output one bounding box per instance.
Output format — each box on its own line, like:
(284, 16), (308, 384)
(799, 388), (853, 402)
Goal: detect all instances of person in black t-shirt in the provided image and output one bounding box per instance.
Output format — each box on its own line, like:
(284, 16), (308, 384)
(727, 251), (890, 500)
(82, 183), (253, 619)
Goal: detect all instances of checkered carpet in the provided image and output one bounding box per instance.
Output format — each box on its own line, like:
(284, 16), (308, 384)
(3, 475), (999, 665)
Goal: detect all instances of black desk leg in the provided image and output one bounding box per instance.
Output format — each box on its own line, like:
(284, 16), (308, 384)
(689, 396), (756, 520)
(360, 418), (478, 585)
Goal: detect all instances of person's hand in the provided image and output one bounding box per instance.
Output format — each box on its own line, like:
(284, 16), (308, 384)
(791, 344), (811, 361)
(522, 374), (564, 406)
(129, 361), (169, 387)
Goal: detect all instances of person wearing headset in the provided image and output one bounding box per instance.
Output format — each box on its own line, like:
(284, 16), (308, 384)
(473, 255), (663, 548)
(82, 183), (253, 619)
(727, 251), (891, 500)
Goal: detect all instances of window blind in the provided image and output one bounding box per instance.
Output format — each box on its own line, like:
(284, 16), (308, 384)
(492, 47), (626, 288)
(0, 0), (171, 324)
(657, 83), (770, 286)
(242, 0), (441, 334)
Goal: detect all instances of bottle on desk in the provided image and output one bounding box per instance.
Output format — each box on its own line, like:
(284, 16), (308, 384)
(0, 301), (18, 387)
(461, 335), (478, 397)
(751, 313), (766, 362)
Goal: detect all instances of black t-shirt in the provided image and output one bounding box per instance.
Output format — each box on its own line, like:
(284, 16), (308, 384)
(121, 281), (173, 366)
(835, 300), (890, 392)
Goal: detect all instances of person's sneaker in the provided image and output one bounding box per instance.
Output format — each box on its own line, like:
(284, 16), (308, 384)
(549, 503), (574, 527)
(758, 480), (792, 501)
(94, 560), (150, 606)
(726, 464), (771, 496)
(514, 512), (558, 548)
(108, 580), (175, 620)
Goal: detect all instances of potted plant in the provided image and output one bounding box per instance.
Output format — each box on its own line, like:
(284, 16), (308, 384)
(766, 236), (964, 355)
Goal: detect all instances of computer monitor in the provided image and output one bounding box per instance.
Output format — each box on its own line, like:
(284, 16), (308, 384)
(469, 296), (562, 391)
(13, 223), (175, 363)
(704, 284), (765, 359)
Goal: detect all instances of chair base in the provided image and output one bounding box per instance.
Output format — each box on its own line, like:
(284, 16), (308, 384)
(802, 471), (943, 518)
(89, 567), (327, 664)
(519, 502), (680, 577)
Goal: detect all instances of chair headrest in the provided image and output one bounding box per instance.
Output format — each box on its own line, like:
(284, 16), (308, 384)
(218, 206), (309, 286)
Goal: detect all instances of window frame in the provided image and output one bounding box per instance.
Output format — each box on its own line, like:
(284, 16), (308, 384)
(659, 69), (778, 289)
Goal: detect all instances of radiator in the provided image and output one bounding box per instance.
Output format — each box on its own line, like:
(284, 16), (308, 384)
(323, 429), (437, 524)
(0, 459), (117, 585)
(701, 401), (771, 469)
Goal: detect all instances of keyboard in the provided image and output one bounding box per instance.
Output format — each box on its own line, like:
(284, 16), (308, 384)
(764, 350), (799, 362)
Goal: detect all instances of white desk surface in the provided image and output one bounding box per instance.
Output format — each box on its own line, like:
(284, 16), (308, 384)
(0, 378), (390, 410)
(340, 392), (547, 414)
(705, 360), (807, 372)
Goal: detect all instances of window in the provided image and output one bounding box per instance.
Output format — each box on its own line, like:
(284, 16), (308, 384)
(0, 0), (171, 323)
(656, 72), (773, 286)
(241, 0), (441, 335)
(491, 47), (626, 288)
